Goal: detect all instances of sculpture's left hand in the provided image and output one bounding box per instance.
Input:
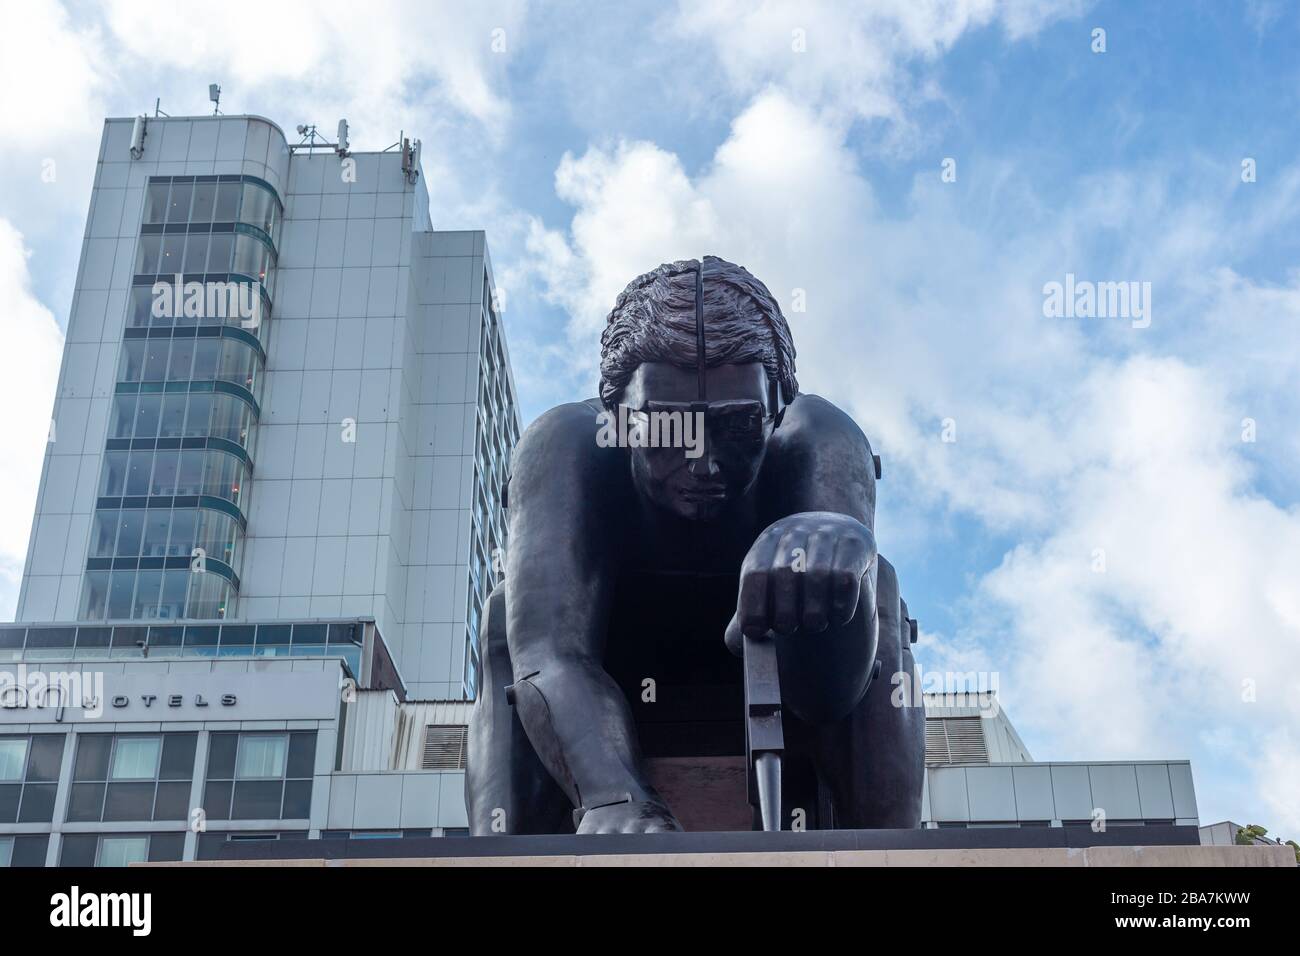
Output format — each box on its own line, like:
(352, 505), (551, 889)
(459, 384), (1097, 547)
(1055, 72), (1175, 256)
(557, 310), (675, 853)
(725, 512), (876, 656)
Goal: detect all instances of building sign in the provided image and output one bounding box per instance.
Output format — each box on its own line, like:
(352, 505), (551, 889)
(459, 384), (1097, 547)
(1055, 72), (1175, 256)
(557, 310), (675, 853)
(0, 667), (341, 724)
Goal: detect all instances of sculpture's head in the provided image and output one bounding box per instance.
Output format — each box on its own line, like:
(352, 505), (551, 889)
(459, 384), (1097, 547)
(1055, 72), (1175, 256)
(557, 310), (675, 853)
(600, 256), (798, 520)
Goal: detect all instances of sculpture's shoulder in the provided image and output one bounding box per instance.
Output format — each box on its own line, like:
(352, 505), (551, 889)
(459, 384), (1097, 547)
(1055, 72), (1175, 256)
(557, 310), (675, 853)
(511, 398), (618, 499)
(770, 393), (874, 457)
(517, 398), (605, 448)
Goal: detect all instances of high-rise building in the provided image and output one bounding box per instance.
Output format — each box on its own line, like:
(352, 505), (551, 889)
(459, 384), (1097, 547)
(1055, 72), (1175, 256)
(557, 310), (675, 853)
(16, 112), (518, 700)
(1, 112), (517, 865)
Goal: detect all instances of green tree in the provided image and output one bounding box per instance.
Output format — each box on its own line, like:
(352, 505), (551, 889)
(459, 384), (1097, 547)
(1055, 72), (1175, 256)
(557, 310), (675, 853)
(1235, 823), (1269, 845)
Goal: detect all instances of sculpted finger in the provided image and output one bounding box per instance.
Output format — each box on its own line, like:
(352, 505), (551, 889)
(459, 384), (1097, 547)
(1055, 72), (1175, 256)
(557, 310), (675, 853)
(738, 535), (780, 637)
(829, 539), (867, 625)
(800, 530), (834, 633)
(724, 612), (744, 657)
(769, 531), (804, 635)
(738, 568), (771, 638)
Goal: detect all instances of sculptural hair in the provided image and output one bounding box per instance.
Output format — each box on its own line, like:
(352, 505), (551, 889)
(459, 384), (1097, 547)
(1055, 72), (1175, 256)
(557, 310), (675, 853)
(599, 256), (799, 408)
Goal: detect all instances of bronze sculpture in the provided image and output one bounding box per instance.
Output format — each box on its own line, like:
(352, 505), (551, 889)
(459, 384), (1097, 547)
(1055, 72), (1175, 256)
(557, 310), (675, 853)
(467, 256), (925, 834)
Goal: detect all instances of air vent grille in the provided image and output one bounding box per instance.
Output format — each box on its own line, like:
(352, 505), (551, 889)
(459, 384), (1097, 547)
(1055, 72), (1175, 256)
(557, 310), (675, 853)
(421, 725), (468, 770)
(925, 716), (988, 765)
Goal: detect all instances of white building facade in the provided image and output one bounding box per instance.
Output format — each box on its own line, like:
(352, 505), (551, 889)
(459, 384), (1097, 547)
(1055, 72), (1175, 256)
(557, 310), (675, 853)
(16, 113), (518, 700)
(3, 112), (516, 866)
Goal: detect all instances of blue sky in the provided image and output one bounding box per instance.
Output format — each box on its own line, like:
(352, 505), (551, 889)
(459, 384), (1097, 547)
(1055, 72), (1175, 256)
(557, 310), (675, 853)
(1, 0), (1297, 836)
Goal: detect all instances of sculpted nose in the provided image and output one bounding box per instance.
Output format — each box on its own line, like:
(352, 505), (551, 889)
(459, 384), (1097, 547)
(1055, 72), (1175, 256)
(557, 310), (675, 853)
(688, 451), (720, 478)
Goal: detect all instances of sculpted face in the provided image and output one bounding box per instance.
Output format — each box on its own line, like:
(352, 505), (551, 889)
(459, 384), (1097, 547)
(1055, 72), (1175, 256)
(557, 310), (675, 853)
(618, 361), (776, 521)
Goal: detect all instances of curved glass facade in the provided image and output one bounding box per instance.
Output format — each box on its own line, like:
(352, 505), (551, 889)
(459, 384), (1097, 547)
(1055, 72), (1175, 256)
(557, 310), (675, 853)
(81, 174), (281, 621)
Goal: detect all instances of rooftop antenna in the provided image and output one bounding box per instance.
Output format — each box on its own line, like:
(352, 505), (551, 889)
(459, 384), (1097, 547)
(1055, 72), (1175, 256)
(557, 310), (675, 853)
(208, 83), (222, 115)
(153, 97), (169, 118)
(289, 124), (347, 154)
(129, 115), (147, 160)
(401, 135), (421, 184)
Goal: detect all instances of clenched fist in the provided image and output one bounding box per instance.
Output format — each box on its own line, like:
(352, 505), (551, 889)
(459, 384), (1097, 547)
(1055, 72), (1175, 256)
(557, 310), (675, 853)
(725, 511), (877, 656)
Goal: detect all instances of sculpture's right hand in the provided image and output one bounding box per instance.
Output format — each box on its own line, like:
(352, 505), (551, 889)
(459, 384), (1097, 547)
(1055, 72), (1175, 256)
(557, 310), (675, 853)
(577, 799), (683, 834)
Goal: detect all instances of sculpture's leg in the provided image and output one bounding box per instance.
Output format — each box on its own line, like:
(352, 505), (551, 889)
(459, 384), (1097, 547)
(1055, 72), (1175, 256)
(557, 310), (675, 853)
(465, 584), (574, 835)
(810, 556), (926, 828)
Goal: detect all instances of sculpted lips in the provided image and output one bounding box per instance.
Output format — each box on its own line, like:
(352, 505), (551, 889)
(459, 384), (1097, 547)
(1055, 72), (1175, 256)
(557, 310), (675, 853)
(678, 483), (727, 501)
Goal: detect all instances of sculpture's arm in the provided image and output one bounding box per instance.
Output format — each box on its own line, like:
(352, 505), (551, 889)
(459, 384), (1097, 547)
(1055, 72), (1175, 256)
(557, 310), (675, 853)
(504, 403), (679, 833)
(725, 394), (882, 723)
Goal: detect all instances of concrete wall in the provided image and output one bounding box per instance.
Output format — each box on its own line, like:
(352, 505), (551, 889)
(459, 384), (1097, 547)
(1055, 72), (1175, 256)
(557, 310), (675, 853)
(922, 761), (1198, 826)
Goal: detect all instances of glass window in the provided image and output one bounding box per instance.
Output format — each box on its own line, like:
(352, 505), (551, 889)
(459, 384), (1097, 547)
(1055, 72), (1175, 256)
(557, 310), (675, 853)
(158, 394), (186, 438)
(232, 781), (282, 819)
(130, 571), (163, 618)
(111, 737), (161, 780)
(203, 451), (245, 505)
(231, 234), (260, 277)
(206, 233), (234, 273)
(80, 571), (110, 619)
(0, 740), (27, 781)
(106, 571), (136, 620)
(100, 451), (128, 496)
(182, 393), (212, 436)
(159, 734), (196, 779)
(98, 836), (148, 867)
(190, 182), (216, 222)
(141, 510), (171, 558)
(110, 394), (136, 438)
(124, 450), (152, 496)
(144, 182), (170, 224)
(142, 339), (169, 381)
(240, 183), (275, 236)
(191, 340), (219, 381)
(165, 182), (192, 223)
(128, 286), (153, 327)
(158, 234), (185, 274)
(214, 182), (240, 221)
(67, 783), (105, 822)
(197, 511), (238, 567)
(132, 394), (162, 439)
(118, 339), (146, 382)
(183, 234), (209, 273)
(18, 784), (55, 823)
(209, 394), (254, 448)
(90, 510), (118, 557)
(115, 510), (144, 557)
(136, 234), (161, 274)
(188, 572), (231, 619)
(175, 450), (204, 496)
(236, 735), (286, 779)
(0, 837), (11, 867)
(167, 338), (194, 380)
(206, 733), (237, 779)
(149, 451), (179, 496)
(217, 338), (259, 393)
(286, 733), (316, 778)
(73, 627), (111, 660)
(166, 510), (195, 555)
(158, 571), (188, 619)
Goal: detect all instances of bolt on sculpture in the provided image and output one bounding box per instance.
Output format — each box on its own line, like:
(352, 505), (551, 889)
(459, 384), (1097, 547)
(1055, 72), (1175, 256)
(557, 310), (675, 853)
(466, 256), (925, 834)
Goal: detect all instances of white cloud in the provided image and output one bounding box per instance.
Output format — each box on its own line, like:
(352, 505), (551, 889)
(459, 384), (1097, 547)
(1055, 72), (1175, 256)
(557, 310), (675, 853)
(0, 0), (108, 147)
(0, 220), (65, 619)
(99, 0), (527, 143)
(671, 0), (1087, 141)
